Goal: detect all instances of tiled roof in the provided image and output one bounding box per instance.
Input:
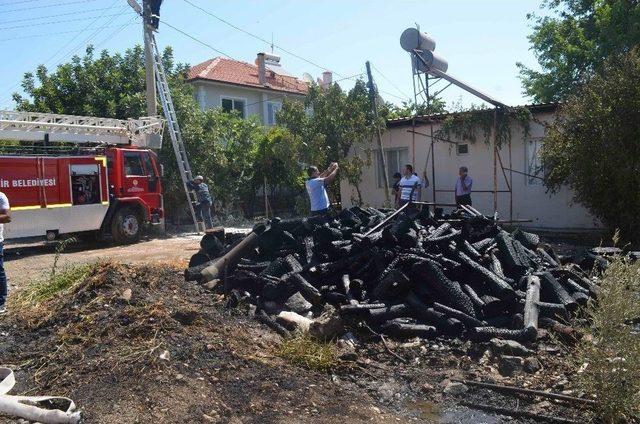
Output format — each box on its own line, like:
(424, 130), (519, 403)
(187, 57), (308, 95)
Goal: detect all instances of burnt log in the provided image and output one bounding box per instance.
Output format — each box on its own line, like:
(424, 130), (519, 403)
(469, 326), (537, 343)
(523, 275), (540, 331)
(456, 250), (515, 301)
(201, 230), (225, 257)
(538, 272), (577, 312)
(462, 284), (485, 309)
(285, 273), (322, 305)
(536, 301), (569, 321)
(256, 310), (290, 337)
(433, 302), (485, 328)
(410, 259), (476, 317)
(405, 292), (464, 336)
(496, 231), (526, 276)
(512, 228), (540, 249)
(380, 320), (437, 339)
(472, 237), (496, 254)
(367, 304), (412, 324)
(201, 224), (267, 282)
(571, 291), (590, 306)
(371, 269), (411, 300)
(188, 250), (210, 268)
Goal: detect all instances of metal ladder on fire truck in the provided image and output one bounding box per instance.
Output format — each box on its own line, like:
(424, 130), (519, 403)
(145, 31), (204, 233)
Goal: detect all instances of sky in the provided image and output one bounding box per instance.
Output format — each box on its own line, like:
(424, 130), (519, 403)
(0, 0), (548, 111)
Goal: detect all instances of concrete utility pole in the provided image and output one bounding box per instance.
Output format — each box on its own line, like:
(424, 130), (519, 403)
(143, 0), (157, 116)
(365, 61), (391, 206)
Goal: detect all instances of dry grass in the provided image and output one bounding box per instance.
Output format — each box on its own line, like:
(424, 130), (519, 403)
(277, 334), (338, 372)
(574, 257), (640, 423)
(13, 263), (97, 306)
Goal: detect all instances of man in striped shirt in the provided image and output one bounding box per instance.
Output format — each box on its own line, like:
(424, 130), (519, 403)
(398, 164), (421, 207)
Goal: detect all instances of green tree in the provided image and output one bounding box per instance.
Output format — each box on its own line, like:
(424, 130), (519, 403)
(519, 0), (640, 103)
(12, 45), (267, 220)
(540, 49), (640, 241)
(385, 98), (447, 120)
(277, 81), (376, 204)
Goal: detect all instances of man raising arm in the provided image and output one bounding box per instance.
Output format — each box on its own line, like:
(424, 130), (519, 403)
(0, 191), (11, 313)
(306, 162), (339, 218)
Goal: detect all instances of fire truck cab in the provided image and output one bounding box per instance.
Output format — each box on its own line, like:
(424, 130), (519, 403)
(0, 110), (165, 244)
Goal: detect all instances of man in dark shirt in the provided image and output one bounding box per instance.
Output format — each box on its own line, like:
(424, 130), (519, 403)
(187, 175), (213, 230)
(391, 172), (402, 208)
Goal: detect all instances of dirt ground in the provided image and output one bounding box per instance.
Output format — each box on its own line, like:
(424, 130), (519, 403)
(0, 233), (593, 423)
(2, 230), (250, 289)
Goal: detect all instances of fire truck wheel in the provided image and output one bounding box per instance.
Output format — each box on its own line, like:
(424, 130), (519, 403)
(111, 207), (142, 244)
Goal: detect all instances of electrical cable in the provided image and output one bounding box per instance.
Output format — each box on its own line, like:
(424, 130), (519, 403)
(0, 22), (134, 42)
(0, 4), (132, 107)
(370, 62), (412, 101)
(181, 0), (356, 80)
(0, 5), (121, 25)
(0, 13), (126, 31)
(2, 0), (98, 14)
(161, 20), (234, 59)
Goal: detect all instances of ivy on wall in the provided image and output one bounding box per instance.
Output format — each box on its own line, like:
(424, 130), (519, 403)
(435, 105), (532, 149)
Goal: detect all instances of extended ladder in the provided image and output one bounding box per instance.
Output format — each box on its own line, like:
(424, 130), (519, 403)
(146, 31), (203, 233)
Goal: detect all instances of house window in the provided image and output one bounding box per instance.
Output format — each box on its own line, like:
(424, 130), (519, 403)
(456, 143), (469, 155)
(267, 101), (282, 126)
(526, 137), (544, 185)
(376, 148), (409, 188)
(221, 97), (246, 118)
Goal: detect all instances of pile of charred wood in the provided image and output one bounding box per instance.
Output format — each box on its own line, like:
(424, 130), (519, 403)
(185, 206), (607, 342)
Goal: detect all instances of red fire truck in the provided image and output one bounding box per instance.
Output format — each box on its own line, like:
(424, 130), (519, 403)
(0, 111), (166, 244)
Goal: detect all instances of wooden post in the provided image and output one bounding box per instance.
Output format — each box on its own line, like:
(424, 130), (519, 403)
(508, 129), (513, 221)
(264, 176), (268, 219)
(492, 108), (498, 213)
(365, 61), (391, 206)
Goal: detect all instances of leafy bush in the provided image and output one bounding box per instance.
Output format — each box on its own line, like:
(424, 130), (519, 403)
(574, 257), (640, 422)
(541, 49), (640, 242)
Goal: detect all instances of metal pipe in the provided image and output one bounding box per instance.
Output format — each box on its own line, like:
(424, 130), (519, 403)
(363, 202), (409, 236)
(454, 379), (596, 406)
(201, 224), (267, 282)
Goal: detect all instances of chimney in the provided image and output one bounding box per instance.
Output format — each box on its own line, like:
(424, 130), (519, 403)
(321, 71), (332, 89)
(256, 52), (266, 85)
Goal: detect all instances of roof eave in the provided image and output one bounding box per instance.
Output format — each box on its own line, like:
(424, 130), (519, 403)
(186, 77), (308, 96)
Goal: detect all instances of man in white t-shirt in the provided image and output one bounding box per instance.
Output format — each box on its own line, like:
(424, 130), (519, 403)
(305, 162), (339, 217)
(398, 164), (421, 208)
(0, 191), (11, 313)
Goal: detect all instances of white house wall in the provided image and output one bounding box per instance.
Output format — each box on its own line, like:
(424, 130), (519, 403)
(340, 112), (601, 232)
(191, 81), (302, 125)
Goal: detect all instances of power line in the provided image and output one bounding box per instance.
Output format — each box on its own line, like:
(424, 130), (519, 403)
(0, 6), (121, 25)
(181, 0), (349, 79)
(2, 0), (98, 14)
(162, 20), (234, 59)
(370, 62), (412, 101)
(0, 0), (48, 6)
(0, 13), (126, 31)
(0, 6), (133, 107)
(41, 0), (126, 66)
(0, 22), (134, 42)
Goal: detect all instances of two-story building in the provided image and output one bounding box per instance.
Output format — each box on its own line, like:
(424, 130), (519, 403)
(187, 52), (329, 125)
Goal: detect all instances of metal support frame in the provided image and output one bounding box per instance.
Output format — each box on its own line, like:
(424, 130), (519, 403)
(407, 46), (515, 220)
